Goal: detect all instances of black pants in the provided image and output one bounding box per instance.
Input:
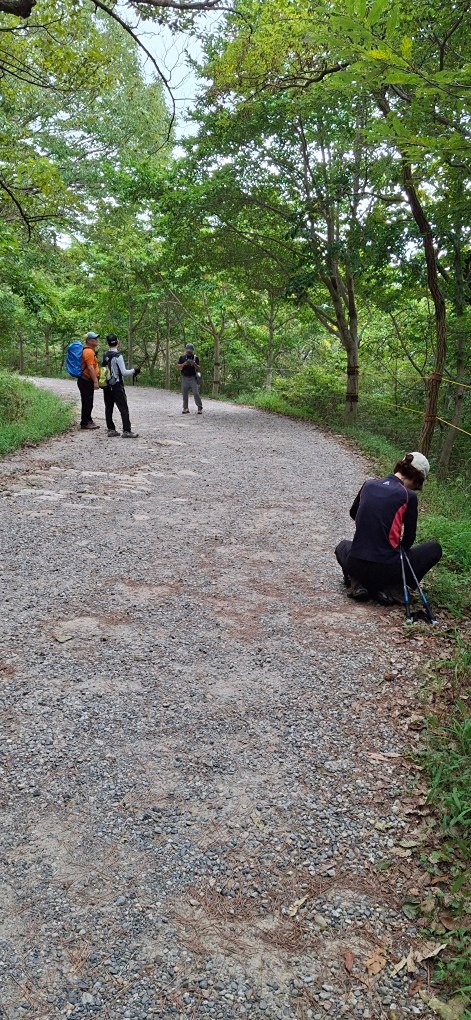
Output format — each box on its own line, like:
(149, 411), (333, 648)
(77, 376), (95, 428)
(103, 383), (131, 432)
(335, 538), (442, 593)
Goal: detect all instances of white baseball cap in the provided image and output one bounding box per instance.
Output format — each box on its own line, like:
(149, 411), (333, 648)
(408, 452), (430, 479)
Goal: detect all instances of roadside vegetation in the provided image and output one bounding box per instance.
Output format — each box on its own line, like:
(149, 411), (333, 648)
(0, 373), (74, 456)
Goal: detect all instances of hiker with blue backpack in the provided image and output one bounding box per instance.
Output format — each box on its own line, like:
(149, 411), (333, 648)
(65, 331), (101, 431)
(99, 333), (140, 438)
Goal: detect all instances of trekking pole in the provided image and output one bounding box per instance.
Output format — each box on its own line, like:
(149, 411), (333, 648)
(401, 547), (438, 625)
(399, 546), (413, 624)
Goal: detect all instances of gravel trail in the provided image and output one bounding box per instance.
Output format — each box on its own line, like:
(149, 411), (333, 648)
(1, 379), (442, 1019)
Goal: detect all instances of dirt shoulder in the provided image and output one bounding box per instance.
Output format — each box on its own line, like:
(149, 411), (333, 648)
(0, 379), (448, 1019)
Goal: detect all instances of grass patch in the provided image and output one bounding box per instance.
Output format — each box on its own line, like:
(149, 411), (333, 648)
(0, 373), (74, 456)
(420, 635), (471, 1005)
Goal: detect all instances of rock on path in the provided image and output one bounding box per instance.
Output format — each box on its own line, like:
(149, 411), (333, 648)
(0, 379), (439, 1019)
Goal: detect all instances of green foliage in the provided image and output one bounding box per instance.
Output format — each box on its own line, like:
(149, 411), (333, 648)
(420, 640), (471, 1000)
(0, 373), (74, 454)
(426, 707), (471, 835)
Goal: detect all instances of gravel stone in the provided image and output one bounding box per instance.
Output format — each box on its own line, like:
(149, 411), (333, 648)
(0, 379), (442, 1019)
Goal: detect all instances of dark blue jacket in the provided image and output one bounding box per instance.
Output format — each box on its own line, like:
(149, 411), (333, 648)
(349, 474), (417, 564)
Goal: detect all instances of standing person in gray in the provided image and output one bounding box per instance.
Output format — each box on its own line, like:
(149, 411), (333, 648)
(101, 334), (140, 438)
(177, 343), (203, 414)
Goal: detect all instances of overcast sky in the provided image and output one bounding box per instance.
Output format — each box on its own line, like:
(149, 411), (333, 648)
(137, 15), (221, 139)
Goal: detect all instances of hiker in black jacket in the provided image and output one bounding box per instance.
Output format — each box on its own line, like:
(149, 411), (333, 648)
(334, 452), (442, 604)
(101, 334), (140, 438)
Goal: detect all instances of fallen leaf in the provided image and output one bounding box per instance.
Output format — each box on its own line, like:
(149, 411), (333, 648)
(415, 942), (448, 963)
(373, 820), (393, 831)
(287, 895), (308, 917)
(406, 947), (416, 973)
(52, 631), (74, 643)
(391, 956), (407, 976)
(365, 946), (387, 976)
(366, 752), (402, 762)
(392, 847), (413, 859)
(250, 811), (265, 830)
(439, 915), (457, 931)
(375, 859), (394, 872)
(406, 714), (425, 730)
(419, 992), (466, 1019)
(409, 978), (425, 996)
(344, 949), (354, 974)
(399, 838), (420, 848)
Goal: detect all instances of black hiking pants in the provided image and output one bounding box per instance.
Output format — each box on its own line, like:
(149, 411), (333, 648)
(103, 382), (131, 433)
(77, 376), (95, 428)
(335, 539), (442, 594)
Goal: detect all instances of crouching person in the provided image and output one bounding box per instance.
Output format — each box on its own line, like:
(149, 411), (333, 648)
(334, 451), (442, 604)
(101, 334), (140, 438)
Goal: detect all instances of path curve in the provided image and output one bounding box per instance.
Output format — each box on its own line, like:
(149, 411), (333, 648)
(1, 380), (437, 1019)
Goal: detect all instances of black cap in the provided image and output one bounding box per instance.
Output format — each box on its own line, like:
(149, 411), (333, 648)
(106, 334), (118, 345)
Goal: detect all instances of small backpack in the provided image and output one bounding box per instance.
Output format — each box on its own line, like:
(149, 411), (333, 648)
(65, 342), (84, 378)
(99, 349), (120, 388)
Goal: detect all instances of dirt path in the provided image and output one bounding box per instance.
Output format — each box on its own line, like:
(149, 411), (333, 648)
(1, 379), (442, 1019)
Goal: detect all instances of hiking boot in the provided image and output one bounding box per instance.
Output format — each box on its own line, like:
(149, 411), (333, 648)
(377, 587), (406, 606)
(107, 429), (120, 437)
(197, 408), (203, 414)
(122, 430), (139, 439)
(81, 423), (100, 430)
(182, 409), (190, 414)
(347, 580), (370, 601)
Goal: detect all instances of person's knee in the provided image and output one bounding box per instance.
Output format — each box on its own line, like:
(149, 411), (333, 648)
(335, 539), (351, 569)
(432, 541), (443, 565)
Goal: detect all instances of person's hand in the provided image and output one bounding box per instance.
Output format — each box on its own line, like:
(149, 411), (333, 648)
(134, 367), (141, 377)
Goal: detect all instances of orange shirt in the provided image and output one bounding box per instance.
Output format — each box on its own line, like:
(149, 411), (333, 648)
(82, 346), (99, 381)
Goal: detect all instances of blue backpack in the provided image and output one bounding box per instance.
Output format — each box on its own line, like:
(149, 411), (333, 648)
(65, 342), (84, 378)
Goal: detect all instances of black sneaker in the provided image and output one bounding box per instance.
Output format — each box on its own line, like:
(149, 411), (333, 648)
(377, 588), (404, 606)
(347, 581), (370, 601)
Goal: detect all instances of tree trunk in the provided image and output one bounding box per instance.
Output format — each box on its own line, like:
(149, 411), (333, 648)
(437, 237), (467, 478)
(44, 325), (50, 375)
(18, 334), (24, 373)
(265, 294), (275, 390)
(165, 308), (171, 389)
(212, 331), (221, 396)
(345, 343), (359, 420)
(401, 158), (446, 454)
(437, 376), (466, 478)
(127, 302), (133, 366)
(376, 95), (447, 455)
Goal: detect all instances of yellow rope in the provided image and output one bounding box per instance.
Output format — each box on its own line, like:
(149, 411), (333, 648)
(428, 376), (471, 390)
(379, 400), (471, 438)
(435, 415), (471, 437)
